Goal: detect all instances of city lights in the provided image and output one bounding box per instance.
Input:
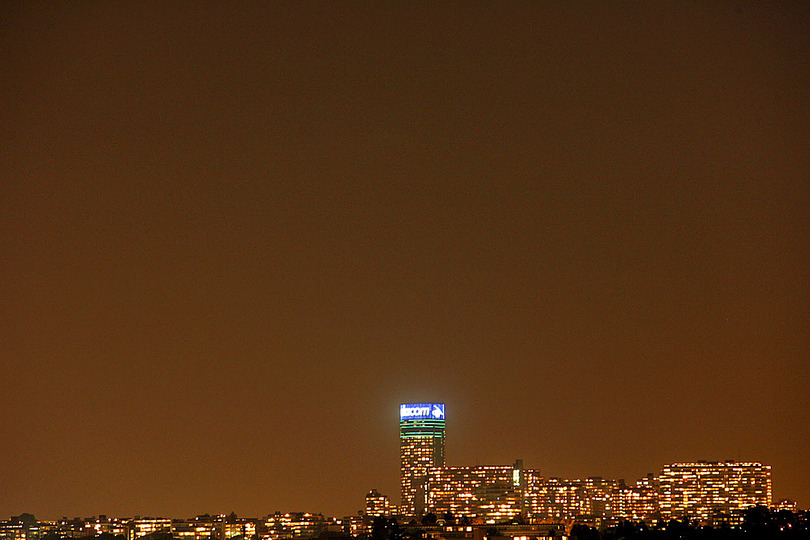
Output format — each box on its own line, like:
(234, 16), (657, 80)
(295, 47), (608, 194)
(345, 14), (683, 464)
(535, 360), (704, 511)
(0, 404), (794, 540)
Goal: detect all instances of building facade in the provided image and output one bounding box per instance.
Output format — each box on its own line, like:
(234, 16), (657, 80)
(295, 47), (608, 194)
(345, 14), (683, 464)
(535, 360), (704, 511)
(128, 518), (172, 540)
(426, 463), (526, 522)
(612, 474), (660, 523)
(262, 513), (324, 540)
(659, 461), (772, 526)
(400, 403), (446, 517)
(524, 477), (582, 522)
(365, 489), (390, 518)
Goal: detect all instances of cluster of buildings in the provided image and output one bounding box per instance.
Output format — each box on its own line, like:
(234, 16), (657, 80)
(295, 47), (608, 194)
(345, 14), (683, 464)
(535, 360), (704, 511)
(0, 401), (796, 540)
(0, 514), (353, 540)
(393, 402), (778, 528)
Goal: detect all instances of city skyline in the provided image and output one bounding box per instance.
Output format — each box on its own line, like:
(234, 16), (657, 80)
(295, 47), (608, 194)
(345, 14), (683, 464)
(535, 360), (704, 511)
(3, 1), (808, 520)
(0, 402), (794, 521)
(0, 455), (785, 522)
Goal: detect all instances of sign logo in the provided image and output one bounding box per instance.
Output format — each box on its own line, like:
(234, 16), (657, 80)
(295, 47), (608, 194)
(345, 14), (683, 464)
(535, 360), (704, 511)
(400, 403), (445, 421)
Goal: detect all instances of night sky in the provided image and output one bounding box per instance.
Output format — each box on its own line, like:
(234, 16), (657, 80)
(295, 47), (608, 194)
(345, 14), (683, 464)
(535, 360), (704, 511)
(2, 1), (808, 521)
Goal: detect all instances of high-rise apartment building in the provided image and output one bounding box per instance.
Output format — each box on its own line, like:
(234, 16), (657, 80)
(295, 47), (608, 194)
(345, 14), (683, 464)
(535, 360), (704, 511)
(659, 461), (772, 526)
(365, 489), (390, 518)
(426, 463), (526, 521)
(612, 474), (660, 523)
(578, 477), (617, 519)
(524, 477), (582, 522)
(400, 403), (446, 517)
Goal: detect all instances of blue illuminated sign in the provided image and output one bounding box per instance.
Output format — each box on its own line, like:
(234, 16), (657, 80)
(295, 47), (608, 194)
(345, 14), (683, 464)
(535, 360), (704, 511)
(400, 403), (445, 421)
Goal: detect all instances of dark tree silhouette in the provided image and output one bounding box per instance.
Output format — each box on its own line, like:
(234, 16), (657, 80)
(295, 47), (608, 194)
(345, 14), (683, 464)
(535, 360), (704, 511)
(371, 517), (388, 540)
(569, 523), (600, 540)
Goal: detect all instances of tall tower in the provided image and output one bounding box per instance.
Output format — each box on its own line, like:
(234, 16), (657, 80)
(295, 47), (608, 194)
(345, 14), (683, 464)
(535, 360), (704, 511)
(399, 403), (446, 517)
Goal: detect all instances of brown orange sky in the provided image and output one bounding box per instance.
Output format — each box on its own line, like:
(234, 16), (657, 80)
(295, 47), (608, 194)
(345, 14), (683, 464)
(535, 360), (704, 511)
(1, 1), (808, 520)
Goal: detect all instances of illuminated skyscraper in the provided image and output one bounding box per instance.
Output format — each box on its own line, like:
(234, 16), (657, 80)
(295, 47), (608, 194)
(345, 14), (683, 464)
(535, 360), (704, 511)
(400, 403), (446, 517)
